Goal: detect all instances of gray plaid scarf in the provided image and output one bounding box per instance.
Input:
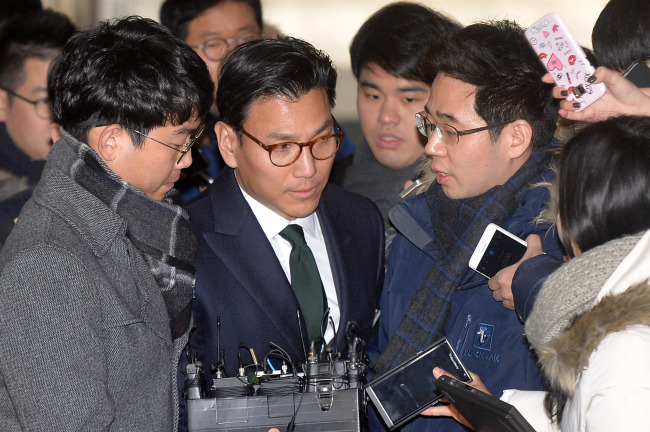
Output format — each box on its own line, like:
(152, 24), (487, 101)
(373, 143), (555, 374)
(60, 131), (195, 340)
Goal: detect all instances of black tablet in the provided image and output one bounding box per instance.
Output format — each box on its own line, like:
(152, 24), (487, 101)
(365, 338), (471, 430)
(435, 375), (536, 432)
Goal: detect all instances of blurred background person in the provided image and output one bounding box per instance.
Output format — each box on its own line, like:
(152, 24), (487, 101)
(0, 9), (75, 224)
(160, 0), (264, 198)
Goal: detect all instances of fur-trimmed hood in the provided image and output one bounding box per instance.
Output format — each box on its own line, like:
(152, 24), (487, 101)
(537, 281), (650, 398)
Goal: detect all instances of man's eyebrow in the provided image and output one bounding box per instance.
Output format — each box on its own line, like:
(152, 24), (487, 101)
(198, 30), (221, 39)
(171, 126), (196, 136)
(360, 81), (427, 94)
(436, 111), (457, 122)
(199, 25), (259, 39)
(424, 106), (457, 123)
(397, 86), (428, 93)
(267, 118), (332, 142)
(360, 80), (380, 91)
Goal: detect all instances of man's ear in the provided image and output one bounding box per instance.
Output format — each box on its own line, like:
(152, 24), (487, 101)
(92, 124), (127, 163)
(502, 119), (533, 160)
(49, 122), (62, 143)
(0, 89), (9, 122)
(215, 121), (239, 168)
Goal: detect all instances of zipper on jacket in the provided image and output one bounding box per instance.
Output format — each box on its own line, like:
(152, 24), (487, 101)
(453, 314), (472, 353)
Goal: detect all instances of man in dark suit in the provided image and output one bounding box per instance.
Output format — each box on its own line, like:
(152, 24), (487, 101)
(186, 37), (384, 379)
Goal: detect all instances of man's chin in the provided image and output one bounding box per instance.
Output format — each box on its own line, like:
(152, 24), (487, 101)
(283, 199), (322, 220)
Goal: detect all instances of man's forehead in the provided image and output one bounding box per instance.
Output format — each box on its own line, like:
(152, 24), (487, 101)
(187, 2), (259, 37)
(18, 57), (52, 88)
(432, 74), (476, 96)
(360, 64), (428, 92)
(428, 74), (477, 115)
(243, 93), (332, 139)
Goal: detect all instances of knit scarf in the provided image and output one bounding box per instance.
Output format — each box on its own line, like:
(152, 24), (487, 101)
(60, 131), (196, 340)
(525, 233), (642, 351)
(372, 143), (555, 374)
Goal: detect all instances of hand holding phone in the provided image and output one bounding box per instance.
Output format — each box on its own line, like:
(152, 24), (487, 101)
(525, 13), (606, 110)
(420, 367), (489, 429)
(434, 375), (536, 432)
(365, 338), (471, 430)
(543, 67), (650, 121)
(469, 224), (527, 279)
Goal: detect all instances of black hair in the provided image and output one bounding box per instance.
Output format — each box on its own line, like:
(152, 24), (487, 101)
(48, 16), (214, 146)
(0, 0), (42, 27)
(349, 2), (461, 83)
(0, 9), (75, 90)
(583, 46), (599, 68)
(557, 116), (650, 258)
(217, 37), (337, 132)
(428, 20), (558, 150)
(160, 0), (262, 41)
(592, 0), (650, 71)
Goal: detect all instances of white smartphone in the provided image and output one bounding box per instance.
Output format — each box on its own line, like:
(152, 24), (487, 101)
(399, 178), (434, 199)
(525, 13), (606, 111)
(468, 224), (527, 279)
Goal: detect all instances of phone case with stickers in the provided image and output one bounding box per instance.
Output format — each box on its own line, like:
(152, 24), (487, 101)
(525, 13), (606, 110)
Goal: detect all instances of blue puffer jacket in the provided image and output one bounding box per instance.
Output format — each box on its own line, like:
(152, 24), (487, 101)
(367, 173), (563, 432)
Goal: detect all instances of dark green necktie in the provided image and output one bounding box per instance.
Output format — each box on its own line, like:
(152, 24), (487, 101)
(279, 224), (327, 343)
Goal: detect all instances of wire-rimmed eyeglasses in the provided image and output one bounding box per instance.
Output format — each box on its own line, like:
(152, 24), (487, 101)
(129, 123), (205, 164)
(415, 111), (507, 146)
(189, 33), (261, 62)
(238, 117), (345, 167)
(0, 85), (51, 120)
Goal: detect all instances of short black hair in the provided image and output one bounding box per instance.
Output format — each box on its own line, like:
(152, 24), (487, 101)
(428, 20), (558, 150)
(592, 0), (650, 71)
(160, 0), (262, 41)
(558, 116), (650, 258)
(217, 37), (337, 132)
(350, 2), (461, 83)
(48, 16), (214, 146)
(0, 9), (75, 90)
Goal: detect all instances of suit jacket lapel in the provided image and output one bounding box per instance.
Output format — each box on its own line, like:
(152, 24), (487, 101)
(201, 170), (305, 356)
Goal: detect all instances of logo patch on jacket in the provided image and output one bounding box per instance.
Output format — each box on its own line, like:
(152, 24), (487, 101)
(473, 323), (493, 351)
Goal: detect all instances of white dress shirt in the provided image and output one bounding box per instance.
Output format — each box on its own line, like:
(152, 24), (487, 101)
(238, 181), (340, 344)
